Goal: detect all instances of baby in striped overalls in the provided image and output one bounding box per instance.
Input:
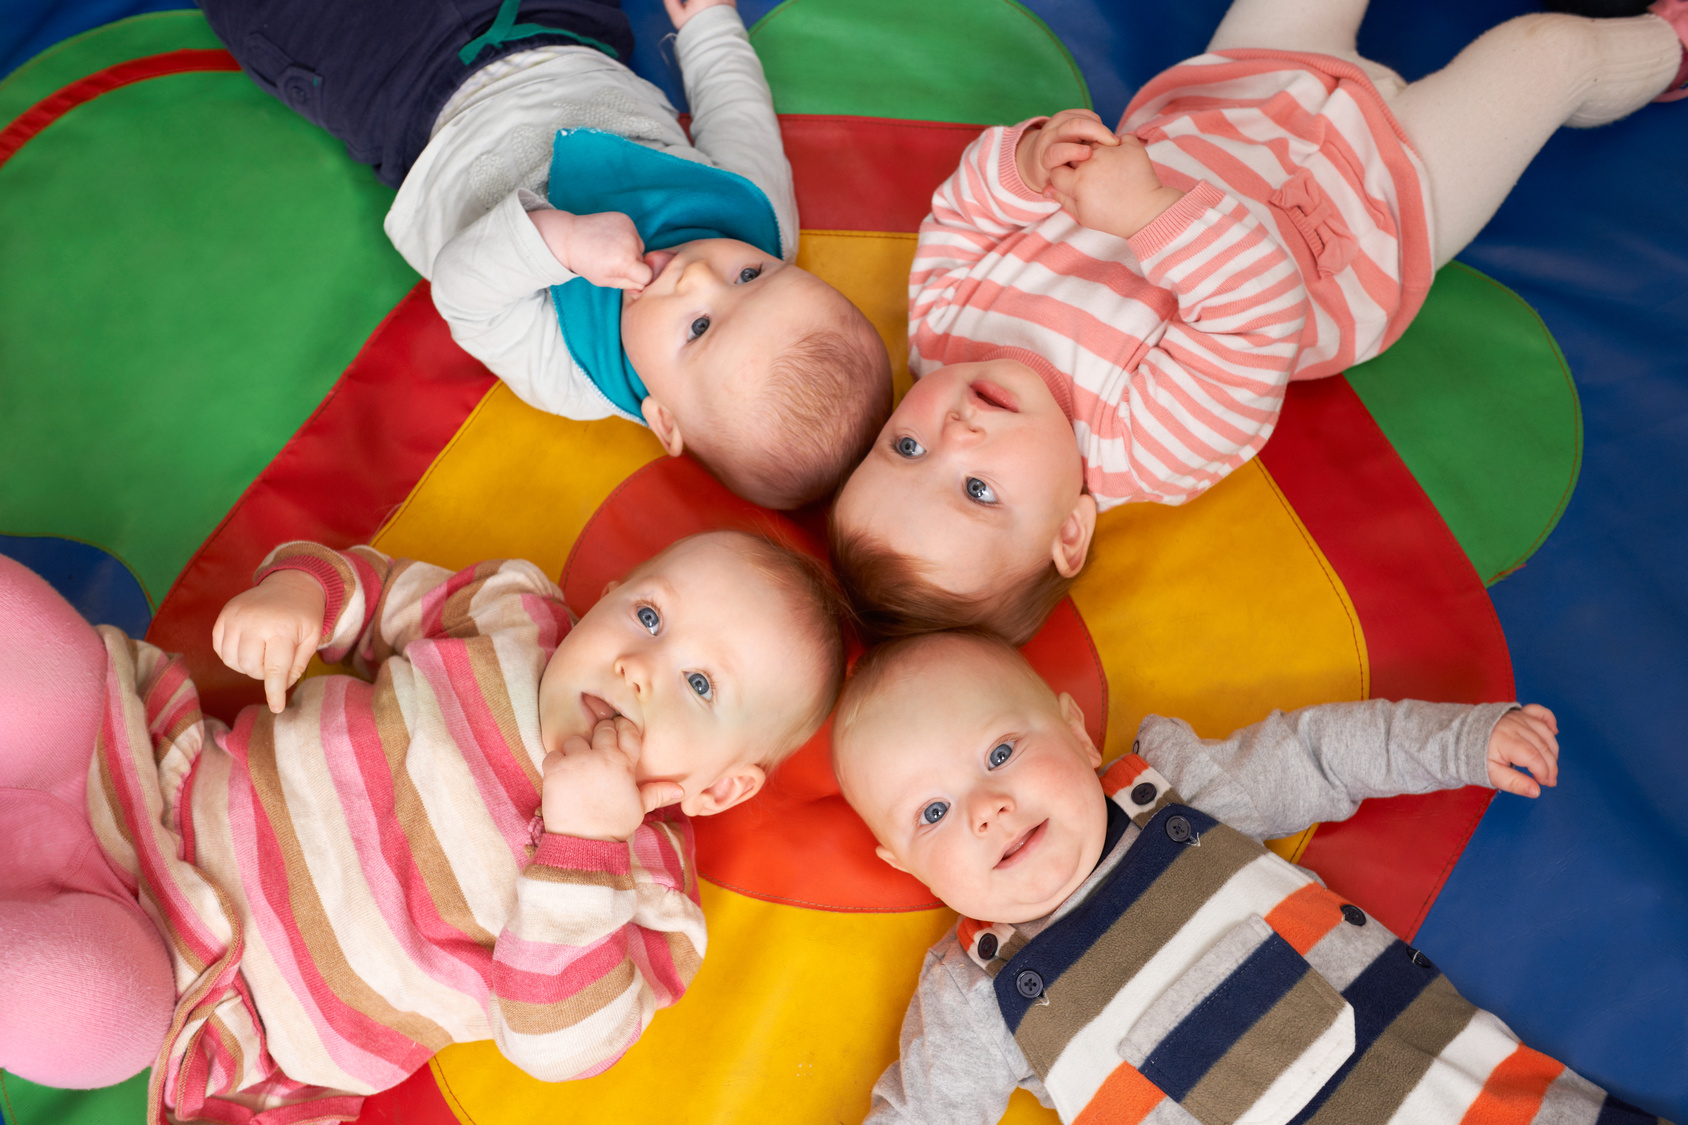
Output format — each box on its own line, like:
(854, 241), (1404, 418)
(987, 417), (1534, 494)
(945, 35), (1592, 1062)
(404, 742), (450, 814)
(831, 630), (1665, 1124)
(829, 0), (1688, 645)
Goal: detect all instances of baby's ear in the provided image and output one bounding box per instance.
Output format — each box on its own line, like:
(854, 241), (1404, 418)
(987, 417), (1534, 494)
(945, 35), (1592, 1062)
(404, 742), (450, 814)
(875, 844), (910, 874)
(1058, 691), (1102, 768)
(1051, 493), (1098, 578)
(640, 397), (686, 457)
(685, 762), (765, 817)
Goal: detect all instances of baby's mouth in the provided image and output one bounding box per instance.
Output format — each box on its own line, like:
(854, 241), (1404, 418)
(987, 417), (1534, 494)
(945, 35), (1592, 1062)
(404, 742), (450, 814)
(643, 250), (676, 284)
(969, 380), (1019, 413)
(996, 820), (1047, 868)
(580, 693), (621, 726)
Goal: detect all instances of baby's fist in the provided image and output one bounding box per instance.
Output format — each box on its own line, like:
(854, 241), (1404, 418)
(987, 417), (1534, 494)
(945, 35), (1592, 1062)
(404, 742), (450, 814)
(541, 717), (683, 841)
(663, 0), (734, 29)
(212, 570), (326, 714)
(1015, 108), (1117, 195)
(1486, 704), (1560, 798)
(528, 208), (652, 290)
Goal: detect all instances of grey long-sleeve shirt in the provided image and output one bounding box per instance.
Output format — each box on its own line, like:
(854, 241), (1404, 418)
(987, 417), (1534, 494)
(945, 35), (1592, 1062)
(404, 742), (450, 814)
(864, 698), (1515, 1125)
(384, 5), (797, 421)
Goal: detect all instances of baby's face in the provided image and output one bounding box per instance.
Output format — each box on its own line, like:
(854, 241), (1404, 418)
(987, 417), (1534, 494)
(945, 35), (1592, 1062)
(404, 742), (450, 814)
(620, 237), (838, 443)
(834, 359), (1089, 600)
(838, 638), (1108, 924)
(537, 532), (818, 815)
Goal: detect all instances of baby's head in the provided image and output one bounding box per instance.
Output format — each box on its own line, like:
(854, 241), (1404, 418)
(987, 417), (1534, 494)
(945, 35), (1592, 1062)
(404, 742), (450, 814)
(833, 630), (1107, 924)
(539, 528), (845, 817)
(622, 239), (893, 510)
(830, 358), (1096, 644)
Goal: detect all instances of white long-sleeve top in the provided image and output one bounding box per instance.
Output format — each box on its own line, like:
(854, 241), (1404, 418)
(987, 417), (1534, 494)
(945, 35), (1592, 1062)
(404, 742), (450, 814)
(384, 5), (798, 420)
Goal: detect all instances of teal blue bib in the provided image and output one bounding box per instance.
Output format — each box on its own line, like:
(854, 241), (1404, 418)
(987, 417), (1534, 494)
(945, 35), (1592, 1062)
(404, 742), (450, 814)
(547, 128), (784, 419)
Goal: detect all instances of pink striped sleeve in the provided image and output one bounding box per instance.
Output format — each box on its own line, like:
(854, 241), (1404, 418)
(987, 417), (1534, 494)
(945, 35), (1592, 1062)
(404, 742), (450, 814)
(489, 814), (705, 1081)
(909, 122), (1065, 363)
(1083, 182), (1307, 505)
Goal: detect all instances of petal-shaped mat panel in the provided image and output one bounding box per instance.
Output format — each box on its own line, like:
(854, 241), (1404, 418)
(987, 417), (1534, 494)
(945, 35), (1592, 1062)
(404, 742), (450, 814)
(0, 18), (417, 606)
(752, 0), (1090, 123)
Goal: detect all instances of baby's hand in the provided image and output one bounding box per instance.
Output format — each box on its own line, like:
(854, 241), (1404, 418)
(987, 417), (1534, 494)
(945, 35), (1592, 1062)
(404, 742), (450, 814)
(541, 717), (685, 841)
(663, 0), (734, 30)
(1045, 133), (1186, 241)
(212, 570), (326, 714)
(1486, 704), (1560, 798)
(1015, 108), (1117, 195)
(528, 209), (652, 290)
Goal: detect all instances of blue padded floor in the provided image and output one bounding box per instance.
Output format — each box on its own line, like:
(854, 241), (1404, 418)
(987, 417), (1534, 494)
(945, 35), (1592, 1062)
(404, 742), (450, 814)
(3, 0), (1685, 1116)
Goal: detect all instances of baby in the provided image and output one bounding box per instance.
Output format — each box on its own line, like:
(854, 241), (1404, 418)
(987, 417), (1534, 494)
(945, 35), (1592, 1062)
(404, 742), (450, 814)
(199, 0), (892, 508)
(0, 530), (843, 1121)
(832, 0), (1688, 640)
(832, 631), (1664, 1123)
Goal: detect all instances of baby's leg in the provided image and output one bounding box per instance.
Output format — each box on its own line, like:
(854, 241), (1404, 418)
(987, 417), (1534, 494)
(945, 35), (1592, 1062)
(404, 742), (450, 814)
(1206, 0), (1407, 98)
(0, 555), (175, 1087)
(0, 893), (175, 1088)
(1388, 11), (1682, 268)
(1207, 0), (1370, 60)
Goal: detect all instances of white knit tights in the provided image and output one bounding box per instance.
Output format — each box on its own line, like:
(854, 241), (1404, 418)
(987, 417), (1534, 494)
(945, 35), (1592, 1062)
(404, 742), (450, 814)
(1207, 0), (1683, 267)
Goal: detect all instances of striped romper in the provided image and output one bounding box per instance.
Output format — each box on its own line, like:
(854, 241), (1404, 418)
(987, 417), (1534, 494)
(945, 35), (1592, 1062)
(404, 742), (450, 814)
(908, 51), (1434, 509)
(865, 704), (1665, 1125)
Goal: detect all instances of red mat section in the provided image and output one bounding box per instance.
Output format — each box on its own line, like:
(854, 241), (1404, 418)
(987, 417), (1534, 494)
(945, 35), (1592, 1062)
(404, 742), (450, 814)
(1260, 377), (1511, 939)
(145, 284), (495, 719)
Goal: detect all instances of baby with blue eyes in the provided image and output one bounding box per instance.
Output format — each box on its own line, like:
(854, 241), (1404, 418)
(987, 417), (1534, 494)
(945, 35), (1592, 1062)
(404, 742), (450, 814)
(0, 527), (846, 1104)
(822, 631), (1649, 1125)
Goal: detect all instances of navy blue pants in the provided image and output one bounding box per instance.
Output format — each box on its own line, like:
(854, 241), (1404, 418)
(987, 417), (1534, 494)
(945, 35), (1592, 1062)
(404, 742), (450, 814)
(197, 0), (635, 187)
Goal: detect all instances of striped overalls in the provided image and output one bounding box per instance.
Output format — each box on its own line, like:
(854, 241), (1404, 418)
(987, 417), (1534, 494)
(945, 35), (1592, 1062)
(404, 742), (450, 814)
(957, 756), (1662, 1125)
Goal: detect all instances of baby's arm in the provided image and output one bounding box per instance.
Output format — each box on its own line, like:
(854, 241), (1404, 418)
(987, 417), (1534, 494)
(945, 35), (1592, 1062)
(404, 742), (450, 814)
(490, 801), (705, 1079)
(865, 947), (1032, 1125)
(214, 543), (569, 708)
(430, 192), (635, 419)
(911, 122), (1066, 339)
(667, 1), (799, 260)
(1097, 182), (1308, 505)
(1137, 698), (1538, 842)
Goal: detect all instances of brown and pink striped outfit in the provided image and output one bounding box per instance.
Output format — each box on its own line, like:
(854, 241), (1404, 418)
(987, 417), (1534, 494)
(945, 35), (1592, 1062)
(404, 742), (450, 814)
(87, 543), (705, 1123)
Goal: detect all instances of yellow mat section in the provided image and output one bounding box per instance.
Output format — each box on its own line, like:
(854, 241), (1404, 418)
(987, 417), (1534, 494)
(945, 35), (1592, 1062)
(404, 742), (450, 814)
(364, 229), (1364, 1123)
(430, 885), (957, 1123)
(1074, 460), (1369, 758)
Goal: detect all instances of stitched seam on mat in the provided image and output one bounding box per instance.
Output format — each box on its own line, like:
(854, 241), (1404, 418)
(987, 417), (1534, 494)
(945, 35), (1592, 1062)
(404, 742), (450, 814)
(698, 871), (944, 913)
(1405, 789), (1494, 940)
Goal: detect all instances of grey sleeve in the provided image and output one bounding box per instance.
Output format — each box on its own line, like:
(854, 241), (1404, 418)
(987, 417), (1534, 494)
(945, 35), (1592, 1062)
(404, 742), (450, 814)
(1137, 699), (1518, 841)
(428, 190), (623, 420)
(671, 5), (800, 261)
(865, 944), (1037, 1125)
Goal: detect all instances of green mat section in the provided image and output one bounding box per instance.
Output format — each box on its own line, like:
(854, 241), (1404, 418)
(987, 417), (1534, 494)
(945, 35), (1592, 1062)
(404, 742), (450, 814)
(0, 13), (419, 608)
(0, 11), (225, 125)
(752, 0), (1089, 122)
(1345, 263), (1581, 585)
(0, 1069), (146, 1124)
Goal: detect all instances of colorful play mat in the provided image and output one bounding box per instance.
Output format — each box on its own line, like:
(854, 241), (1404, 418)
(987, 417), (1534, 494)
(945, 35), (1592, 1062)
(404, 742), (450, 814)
(2, 0), (1684, 1121)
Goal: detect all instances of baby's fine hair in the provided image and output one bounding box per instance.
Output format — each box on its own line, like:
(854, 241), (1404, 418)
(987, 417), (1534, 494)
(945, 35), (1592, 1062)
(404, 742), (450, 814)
(706, 311), (892, 510)
(833, 629), (1051, 772)
(829, 521), (1074, 647)
(648, 528), (848, 768)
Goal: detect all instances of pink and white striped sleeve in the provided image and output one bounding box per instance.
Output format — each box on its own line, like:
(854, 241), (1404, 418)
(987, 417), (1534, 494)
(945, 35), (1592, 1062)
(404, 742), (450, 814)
(490, 813), (706, 1081)
(909, 122), (1062, 349)
(1090, 183), (1309, 506)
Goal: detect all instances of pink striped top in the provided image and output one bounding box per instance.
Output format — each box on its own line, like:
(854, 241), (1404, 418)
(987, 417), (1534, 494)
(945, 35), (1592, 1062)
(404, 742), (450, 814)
(87, 543), (706, 1124)
(909, 50), (1434, 509)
